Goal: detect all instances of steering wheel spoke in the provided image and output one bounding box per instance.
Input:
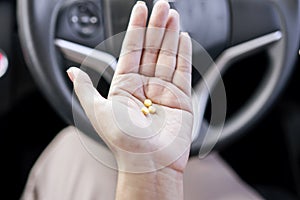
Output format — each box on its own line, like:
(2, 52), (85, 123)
(204, 31), (282, 92)
(55, 39), (116, 83)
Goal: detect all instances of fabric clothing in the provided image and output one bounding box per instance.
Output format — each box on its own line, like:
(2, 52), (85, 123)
(21, 126), (264, 200)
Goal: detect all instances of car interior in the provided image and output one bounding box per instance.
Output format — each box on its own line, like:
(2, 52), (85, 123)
(0, 0), (300, 199)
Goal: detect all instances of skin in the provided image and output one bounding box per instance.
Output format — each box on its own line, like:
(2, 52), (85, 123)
(67, 1), (193, 199)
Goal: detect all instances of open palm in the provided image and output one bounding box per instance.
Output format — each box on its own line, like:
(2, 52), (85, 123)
(68, 1), (193, 173)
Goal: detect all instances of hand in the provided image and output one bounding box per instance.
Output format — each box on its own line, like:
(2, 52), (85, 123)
(67, 0), (192, 174)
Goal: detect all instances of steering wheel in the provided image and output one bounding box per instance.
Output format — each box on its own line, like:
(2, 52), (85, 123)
(17, 0), (300, 156)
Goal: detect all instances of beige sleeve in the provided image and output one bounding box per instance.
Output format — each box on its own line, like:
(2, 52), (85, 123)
(21, 126), (264, 200)
(21, 126), (118, 200)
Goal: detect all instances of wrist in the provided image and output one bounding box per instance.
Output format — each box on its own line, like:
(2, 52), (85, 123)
(116, 167), (184, 200)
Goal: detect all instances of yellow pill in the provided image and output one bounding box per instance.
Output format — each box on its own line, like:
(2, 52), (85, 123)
(148, 106), (156, 114)
(144, 99), (152, 107)
(141, 107), (150, 115)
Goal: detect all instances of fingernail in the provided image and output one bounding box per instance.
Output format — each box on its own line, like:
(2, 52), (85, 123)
(66, 68), (75, 82)
(154, 0), (169, 4)
(182, 32), (190, 37)
(136, 1), (146, 5)
(153, 0), (170, 9)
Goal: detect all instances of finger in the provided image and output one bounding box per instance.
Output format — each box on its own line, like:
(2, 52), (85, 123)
(67, 67), (108, 138)
(115, 1), (148, 75)
(155, 9), (180, 82)
(139, 0), (170, 77)
(172, 32), (192, 96)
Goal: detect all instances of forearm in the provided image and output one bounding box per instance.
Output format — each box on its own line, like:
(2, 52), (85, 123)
(115, 168), (184, 200)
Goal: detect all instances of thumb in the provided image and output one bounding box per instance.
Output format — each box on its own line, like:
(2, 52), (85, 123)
(67, 67), (108, 136)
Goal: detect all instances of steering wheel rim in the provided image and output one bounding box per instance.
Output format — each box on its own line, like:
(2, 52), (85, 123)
(17, 0), (300, 155)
